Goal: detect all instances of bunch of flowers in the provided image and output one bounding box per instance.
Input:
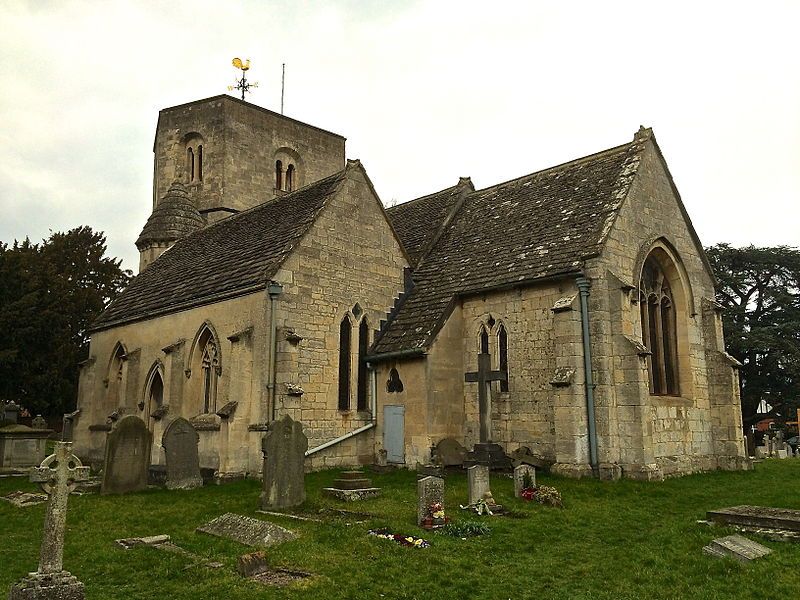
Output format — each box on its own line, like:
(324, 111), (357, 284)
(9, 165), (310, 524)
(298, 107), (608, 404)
(430, 502), (445, 520)
(520, 484), (563, 508)
(369, 528), (430, 548)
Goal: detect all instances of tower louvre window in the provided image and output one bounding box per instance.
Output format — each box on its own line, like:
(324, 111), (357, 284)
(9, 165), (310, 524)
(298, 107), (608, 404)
(286, 164), (295, 191)
(275, 160), (283, 190)
(197, 145), (203, 181)
(187, 148), (195, 182)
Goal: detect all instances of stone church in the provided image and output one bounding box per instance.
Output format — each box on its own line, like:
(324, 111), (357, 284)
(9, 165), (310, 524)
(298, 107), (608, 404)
(72, 94), (748, 480)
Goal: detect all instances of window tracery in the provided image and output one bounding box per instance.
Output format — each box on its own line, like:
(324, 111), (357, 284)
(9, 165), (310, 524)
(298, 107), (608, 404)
(639, 256), (679, 395)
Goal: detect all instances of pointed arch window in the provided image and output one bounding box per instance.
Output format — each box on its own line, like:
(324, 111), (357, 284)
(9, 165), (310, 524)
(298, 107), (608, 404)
(142, 365), (164, 421)
(357, 318), (369, 411)
(107, 344), (126, 407)
(190, 325), (220, 415)
(338, 316), (352, 410)
(498, 324), (509, 392)
(479, 326), (489, 355)
(640, 256), (679, 395)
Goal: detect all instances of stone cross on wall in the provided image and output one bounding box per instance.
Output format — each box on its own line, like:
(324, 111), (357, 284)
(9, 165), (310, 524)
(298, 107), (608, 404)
(465, 353), (507, 443)
(10, 441), (89, 599)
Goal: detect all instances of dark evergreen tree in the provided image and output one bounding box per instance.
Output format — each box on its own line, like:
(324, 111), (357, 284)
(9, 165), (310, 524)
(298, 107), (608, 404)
(706, 244), (800, 427)
(0, 227), (131, 417)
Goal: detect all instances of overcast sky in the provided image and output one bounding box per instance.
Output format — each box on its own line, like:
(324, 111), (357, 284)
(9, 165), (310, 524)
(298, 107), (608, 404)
(1, 0), (798, 273)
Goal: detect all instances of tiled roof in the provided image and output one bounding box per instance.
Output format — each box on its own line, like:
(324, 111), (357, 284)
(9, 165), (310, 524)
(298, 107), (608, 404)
(92, 168), (348, 330)
(372, 134), (647, 355)
(136, 182), (204, 248)
(386, 178), (472, 266)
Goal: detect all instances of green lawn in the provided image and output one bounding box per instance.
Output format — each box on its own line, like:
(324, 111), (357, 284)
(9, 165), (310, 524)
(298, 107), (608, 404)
(2, 460), (800, 600)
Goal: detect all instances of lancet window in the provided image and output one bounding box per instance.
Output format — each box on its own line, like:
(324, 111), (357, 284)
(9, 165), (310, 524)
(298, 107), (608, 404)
(338, 316), (352, 410)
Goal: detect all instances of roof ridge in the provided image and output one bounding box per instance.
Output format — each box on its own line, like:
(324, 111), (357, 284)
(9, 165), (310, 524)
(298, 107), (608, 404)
(470, 139), (635, 196)
(169, 166), (349, 245)
(387, 179), (467, 212)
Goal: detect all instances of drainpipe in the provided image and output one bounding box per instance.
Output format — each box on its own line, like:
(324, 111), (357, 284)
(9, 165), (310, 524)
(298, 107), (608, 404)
(368, 362), (378, 423)
(576, 276), (600, 476)
(266, 281), (283, 422)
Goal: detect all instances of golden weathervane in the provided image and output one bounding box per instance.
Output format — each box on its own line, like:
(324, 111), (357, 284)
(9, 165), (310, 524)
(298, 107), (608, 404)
(228, 57), (258, 100)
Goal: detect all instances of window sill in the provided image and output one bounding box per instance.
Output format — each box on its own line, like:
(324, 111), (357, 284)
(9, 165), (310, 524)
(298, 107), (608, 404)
(649, 395), (693, 407)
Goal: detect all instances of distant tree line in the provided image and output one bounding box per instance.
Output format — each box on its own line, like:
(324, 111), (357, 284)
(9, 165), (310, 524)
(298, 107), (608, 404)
(707, 244), (800, 430)
(0, 227), (131, 417)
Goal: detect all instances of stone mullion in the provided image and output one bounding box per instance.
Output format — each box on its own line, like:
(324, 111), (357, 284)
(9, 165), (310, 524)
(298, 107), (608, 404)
(653, 297), (667, 394)
(640, 298), (654, 392)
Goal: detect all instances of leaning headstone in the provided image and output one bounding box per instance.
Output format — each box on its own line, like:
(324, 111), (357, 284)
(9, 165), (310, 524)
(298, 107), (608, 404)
(101, 415), (152, 495)
(197, 513), (296, 547)
(261, 415), (307, 509)
(31, 415), (47, 430)
(416, 475), (444, 526)
(162, 417), (202, 490)
(702, 534), (772, 562)
(467, 464), (491, 505)
(513, 464), (536, 498)
(435, 438), (467, 467)
(9, 442), (89, 600)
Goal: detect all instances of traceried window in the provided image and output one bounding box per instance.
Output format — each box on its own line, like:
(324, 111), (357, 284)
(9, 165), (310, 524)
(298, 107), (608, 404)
(498, 324), (509, 392)
(338, 316), (352, 410)
(201, 336), (219, 413)
(640, 256), (679, 395)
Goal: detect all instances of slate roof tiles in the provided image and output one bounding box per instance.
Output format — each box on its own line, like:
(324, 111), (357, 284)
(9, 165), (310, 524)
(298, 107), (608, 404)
(92, 168), (348, 330)
(373, 135), (646, 355)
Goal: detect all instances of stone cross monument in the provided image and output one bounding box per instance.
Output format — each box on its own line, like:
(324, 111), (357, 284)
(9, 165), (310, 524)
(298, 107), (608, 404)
(9, 442), (89, 600)
(464, 352), (510, 468)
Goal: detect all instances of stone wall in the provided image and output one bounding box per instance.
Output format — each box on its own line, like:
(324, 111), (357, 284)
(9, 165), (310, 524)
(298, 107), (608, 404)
(152, 95), (346, 217)
(267, 165), (408, 469)
(584, 137), (747, 478)
(75, 165), (408, 476)
(73, 291), (268, 473)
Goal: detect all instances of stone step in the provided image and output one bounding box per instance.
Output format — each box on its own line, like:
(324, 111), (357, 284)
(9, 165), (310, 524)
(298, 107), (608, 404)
(331, 479), (372, 490)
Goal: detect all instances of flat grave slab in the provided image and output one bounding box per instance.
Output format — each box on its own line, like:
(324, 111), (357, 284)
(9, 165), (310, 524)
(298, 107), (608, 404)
(702, 534), (772, 562)
(707, 505), (800, 532)
(1, 490), (48, 507)
(196, 513), (296, 548)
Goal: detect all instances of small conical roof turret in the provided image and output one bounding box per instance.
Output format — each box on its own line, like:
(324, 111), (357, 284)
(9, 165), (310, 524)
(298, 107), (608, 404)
(136, 182), (204, 249)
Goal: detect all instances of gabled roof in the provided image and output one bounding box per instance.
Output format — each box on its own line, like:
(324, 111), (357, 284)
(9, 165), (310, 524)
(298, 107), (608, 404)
(92, 167), (349, 331)
(373, 134), (646, 355)
(386, 178), (473, 266)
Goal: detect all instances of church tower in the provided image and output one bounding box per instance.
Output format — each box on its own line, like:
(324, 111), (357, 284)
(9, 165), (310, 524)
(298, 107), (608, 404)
(137, 94), (347, 272)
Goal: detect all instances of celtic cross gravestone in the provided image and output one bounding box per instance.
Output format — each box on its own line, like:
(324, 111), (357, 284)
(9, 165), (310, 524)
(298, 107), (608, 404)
(9, 442), (89, 599)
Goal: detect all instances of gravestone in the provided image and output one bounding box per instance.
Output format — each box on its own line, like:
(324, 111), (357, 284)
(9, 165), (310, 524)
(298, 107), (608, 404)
(513, 464), (536, 497)
(416, 475), (444, 526)
(702, 535), (772, 562)
(2, 401), (19, 424)
(261, 415), (307, 509)
(435, 438), (467, 467)
(0, 424), (53, 472)
(323, 470), (381, 501)
(101, 415), (152, 495)
(707, 505), (800, 532)
(9, 442), (89, 600)
(755, 445), (769, 459)
(468, 464), (491, 505)
(162, 417), (202, 490)
(31, 415), (47, 430)
(197, 513), (296, 547)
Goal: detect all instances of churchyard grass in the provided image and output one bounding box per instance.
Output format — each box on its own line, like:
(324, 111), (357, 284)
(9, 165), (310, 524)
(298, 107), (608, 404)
(2, 460), (800, 599)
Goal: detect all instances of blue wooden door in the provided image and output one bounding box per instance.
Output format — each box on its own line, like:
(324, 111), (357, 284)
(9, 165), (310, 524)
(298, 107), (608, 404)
(383, 405), (405, 464)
